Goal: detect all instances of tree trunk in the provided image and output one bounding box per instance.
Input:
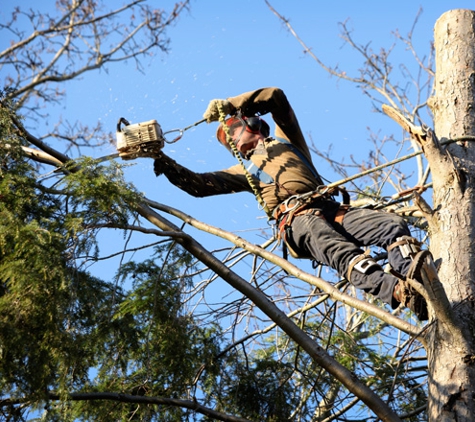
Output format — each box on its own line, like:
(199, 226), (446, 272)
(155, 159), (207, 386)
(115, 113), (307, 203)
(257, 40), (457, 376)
(426, 9), (475, 422)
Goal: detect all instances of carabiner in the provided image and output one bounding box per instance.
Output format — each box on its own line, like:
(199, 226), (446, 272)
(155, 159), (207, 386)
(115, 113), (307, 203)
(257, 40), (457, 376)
(281, 195), (301, 213)
(163, 128), (184, 144)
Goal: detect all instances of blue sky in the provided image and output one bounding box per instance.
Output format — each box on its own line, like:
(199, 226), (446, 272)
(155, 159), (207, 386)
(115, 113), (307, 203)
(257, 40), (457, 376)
(2, 0), (474, 275)
(95, 0), (471, 237)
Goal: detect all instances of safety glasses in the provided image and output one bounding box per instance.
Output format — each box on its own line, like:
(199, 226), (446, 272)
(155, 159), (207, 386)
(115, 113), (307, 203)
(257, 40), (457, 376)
(228, 115), (262, 139)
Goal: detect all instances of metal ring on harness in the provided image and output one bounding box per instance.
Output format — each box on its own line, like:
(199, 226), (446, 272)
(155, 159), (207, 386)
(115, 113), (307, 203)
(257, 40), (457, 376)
(279, 195), (303, 214)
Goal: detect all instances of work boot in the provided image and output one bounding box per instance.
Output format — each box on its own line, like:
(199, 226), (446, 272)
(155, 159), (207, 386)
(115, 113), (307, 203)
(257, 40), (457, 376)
(393, 279), (429, 321)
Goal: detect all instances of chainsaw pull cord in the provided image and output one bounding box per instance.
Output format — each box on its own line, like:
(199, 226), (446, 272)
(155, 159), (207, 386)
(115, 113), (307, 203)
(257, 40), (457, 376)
(216, 102), (272, 218)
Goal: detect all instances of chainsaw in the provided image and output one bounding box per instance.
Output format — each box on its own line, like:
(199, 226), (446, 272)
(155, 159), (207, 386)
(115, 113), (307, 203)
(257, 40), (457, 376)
(115, 117), (206, 160)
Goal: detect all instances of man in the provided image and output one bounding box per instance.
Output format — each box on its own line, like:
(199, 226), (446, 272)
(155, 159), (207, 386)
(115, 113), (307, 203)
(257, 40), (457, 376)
(153, 87), (429, 321)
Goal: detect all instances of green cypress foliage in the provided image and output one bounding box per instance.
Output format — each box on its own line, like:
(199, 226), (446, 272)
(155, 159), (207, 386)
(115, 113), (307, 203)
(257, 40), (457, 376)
(0, 99), (221, 421)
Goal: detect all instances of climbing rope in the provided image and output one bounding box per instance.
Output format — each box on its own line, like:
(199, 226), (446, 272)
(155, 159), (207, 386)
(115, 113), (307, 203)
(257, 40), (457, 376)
(216, 102), (272, 217)
(323, 135), (475, 210)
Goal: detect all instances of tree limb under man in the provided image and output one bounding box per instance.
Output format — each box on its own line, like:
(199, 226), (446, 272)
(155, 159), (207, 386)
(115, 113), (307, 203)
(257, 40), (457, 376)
(152, 87), (430, 321)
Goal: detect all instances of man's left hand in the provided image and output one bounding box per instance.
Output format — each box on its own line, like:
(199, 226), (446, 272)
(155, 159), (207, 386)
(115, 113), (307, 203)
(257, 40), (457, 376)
(203, 99), (233, 123)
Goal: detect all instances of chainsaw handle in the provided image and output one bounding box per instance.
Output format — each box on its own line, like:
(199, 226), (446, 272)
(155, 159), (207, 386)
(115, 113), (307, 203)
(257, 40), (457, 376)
(117, 117), (130, 132)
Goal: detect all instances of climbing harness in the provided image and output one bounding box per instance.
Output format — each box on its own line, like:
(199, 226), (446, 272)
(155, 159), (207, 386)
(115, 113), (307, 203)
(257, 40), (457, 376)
(245, 161), (274, 184)
(272, 187), (351, 259)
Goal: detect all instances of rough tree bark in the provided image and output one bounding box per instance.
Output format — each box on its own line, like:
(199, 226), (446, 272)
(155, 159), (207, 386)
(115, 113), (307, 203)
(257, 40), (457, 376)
(426, 9), (475, 422)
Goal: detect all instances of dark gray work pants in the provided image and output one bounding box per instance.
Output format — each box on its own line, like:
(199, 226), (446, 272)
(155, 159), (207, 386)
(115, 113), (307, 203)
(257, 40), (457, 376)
(288, 207), (412, 306)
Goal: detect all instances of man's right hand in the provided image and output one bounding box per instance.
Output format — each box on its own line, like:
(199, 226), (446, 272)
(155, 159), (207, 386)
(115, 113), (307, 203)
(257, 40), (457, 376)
(203, 99), (233, 123)
(153, 152), (166, 176)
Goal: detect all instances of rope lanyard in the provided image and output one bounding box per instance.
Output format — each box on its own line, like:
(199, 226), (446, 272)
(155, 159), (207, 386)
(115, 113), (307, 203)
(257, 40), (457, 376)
(216, 103), (272, 217)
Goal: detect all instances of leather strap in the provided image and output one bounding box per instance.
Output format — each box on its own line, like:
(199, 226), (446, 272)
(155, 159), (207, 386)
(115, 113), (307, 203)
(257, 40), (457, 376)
(387, 236), (422, 253)
(346, 251), (370, 281)
(334, 205), (350, 225)
(276, 206), (324, 239)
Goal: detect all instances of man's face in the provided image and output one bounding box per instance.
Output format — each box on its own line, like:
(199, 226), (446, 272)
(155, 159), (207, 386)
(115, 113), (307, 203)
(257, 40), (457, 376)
(228, 118), (265, 158)
(234, 129), (264, 157)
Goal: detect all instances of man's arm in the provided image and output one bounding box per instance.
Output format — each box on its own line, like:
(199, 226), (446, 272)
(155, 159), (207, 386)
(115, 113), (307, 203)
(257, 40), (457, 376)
(153, 152), (252, 197)
(226, 87), (313, 163)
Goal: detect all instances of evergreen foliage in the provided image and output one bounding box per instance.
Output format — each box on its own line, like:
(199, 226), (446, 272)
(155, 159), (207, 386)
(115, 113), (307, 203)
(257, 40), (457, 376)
(0, 101), (223, 420)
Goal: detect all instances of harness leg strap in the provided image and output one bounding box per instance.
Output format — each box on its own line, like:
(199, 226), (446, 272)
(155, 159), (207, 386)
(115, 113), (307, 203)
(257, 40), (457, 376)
(387, 236), (422, 259)
(346, 253), (382, 281)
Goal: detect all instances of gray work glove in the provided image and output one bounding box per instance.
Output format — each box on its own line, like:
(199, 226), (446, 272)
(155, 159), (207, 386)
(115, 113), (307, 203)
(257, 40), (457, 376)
(202, 99), (233, 123)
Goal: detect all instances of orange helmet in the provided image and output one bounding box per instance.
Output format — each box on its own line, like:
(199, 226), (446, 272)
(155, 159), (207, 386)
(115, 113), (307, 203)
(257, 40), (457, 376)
(216, 113), (270, 151)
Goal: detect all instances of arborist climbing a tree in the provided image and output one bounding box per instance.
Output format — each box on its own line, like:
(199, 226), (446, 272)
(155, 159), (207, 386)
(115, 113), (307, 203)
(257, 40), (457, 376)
(151, 87), (430, 321)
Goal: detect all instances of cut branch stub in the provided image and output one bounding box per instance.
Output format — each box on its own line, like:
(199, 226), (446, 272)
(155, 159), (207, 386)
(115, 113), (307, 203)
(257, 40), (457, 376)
(382, 105), (433, 149)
